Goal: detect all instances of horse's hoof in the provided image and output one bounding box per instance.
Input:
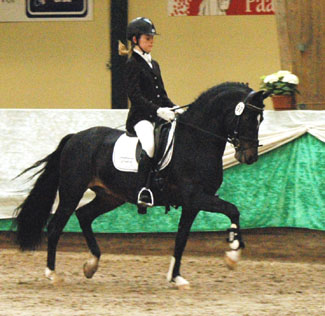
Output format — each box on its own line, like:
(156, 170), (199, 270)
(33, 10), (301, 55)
(171, 276), (191, 290)
(224, 249), (241, 270)
(224, 254), (237, 270)
(83, 256), (99, 279)
(177, 283), (191, 290)
(45, 267), (64, 285)
(52, 274), (64, 285)
(45, 267), (55, 280)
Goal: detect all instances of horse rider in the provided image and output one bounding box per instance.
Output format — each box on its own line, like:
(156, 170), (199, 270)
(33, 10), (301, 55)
(119, 17), (182, 208)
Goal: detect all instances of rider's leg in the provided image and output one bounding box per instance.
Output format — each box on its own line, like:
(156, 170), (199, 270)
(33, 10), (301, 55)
(137, 150), (154, 206)
(134, 120), (155, 207)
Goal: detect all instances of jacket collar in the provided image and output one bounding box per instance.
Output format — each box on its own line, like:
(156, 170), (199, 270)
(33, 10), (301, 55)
(133, 48), (152, 67)
(132, 51), (159, 76)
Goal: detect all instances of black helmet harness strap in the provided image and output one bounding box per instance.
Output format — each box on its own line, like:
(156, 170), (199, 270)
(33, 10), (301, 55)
(132, 34), (150, 55)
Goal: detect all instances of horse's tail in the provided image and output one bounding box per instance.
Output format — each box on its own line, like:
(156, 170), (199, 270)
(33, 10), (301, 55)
(14, 134), (74, 250)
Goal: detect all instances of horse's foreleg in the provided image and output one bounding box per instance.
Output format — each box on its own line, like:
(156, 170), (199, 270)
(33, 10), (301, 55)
(167, 208), (199, 289)
(76, 194), (123, 279)
(192, 193), (244, 269)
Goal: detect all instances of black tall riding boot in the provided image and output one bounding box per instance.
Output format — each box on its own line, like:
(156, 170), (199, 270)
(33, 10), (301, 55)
(137, 150), (154, 209)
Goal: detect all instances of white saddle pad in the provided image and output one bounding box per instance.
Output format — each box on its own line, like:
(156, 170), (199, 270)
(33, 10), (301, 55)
(112, 121), (176, 173)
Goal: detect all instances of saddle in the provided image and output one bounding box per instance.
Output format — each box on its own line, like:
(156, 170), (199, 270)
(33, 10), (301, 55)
(112, 121), (176, 173)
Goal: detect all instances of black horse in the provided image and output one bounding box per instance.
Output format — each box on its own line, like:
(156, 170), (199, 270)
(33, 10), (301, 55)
(15, 82), (269, 289)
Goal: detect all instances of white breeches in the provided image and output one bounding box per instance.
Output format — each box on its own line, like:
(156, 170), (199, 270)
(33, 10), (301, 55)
(134, 120), (155, 158)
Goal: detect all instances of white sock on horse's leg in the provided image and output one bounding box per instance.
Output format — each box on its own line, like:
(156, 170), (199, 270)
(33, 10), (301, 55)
(166, 256), (190, 289)
(45, 267), (64, 284)
(166, 256), (175, 282)
(225, 223), (242, 269)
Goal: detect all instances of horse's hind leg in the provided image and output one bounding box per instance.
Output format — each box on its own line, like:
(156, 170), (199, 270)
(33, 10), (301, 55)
(76, 192), (123, 279)
(45, 196), (82, 282)
(167, 208), (199, 289)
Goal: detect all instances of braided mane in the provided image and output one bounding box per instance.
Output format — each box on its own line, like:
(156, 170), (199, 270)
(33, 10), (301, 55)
(194, 82), (251, 108)
(183, 82), (252, 122)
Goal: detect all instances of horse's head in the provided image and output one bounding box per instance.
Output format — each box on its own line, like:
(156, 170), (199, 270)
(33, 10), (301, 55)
(229, 90), (270, 165)
(178, 82), (270, 165)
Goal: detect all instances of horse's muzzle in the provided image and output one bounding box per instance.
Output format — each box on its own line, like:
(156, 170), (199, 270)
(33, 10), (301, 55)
(235, 148), (258, 165)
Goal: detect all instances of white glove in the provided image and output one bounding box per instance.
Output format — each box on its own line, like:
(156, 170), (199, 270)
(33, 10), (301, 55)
(172, 105), (185, 115)
(157, 107), (175, 122)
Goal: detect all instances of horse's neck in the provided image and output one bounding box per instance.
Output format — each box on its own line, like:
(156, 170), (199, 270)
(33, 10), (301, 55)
(179, 105), (227, 145)
(176, 113), (227, 156)
(174, 117), (225, 186)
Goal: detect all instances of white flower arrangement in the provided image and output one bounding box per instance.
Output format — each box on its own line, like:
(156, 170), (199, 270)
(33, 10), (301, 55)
(260, 70), (300, 96)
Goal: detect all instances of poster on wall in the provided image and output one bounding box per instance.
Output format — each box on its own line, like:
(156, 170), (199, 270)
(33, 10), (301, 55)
(168, 0), (275, 16)
(0, 0), (93, 22)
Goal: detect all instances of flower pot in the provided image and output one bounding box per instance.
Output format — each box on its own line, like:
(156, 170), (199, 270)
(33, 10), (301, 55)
(271, 95), (296, 110)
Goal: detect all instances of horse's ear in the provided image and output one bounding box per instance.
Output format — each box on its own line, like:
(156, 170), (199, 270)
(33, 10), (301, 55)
(262, 90), (272, 99)
(249, 90), (271, 103)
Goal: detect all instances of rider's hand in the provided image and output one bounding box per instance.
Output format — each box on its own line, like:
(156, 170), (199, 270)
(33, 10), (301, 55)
(157, 107), (176, 122)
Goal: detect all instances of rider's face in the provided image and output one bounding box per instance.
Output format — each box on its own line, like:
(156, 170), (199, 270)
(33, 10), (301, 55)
(136, 34), (154, 53)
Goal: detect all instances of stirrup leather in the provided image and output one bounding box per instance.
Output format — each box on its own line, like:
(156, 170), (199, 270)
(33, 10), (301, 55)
(137, 187), (154, 207)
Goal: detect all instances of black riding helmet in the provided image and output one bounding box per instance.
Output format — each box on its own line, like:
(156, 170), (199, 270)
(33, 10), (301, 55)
(127, 17), (158, 44)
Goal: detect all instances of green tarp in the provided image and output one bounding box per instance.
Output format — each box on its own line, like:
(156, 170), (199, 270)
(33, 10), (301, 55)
(1, 134), (324, 232)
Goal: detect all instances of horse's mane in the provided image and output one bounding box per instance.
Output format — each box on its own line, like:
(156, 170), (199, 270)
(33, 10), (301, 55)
(186, 82), (252, 116)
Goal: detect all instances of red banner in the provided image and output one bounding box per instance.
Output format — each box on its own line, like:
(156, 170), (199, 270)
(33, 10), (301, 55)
(168, 0), (275, 16)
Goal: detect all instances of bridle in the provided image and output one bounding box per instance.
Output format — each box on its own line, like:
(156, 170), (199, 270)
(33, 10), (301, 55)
(228, 91), (264, 151)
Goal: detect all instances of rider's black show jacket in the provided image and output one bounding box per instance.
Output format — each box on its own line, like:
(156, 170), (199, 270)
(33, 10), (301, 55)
(125, 52), (175, 134)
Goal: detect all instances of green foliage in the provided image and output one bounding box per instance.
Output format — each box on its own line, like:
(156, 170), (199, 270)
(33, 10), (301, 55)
(260, 70), (300, 96)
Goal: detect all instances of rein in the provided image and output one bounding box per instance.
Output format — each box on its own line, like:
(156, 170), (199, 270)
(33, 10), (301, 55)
(177, 119), (229, 143)
(172, 104), (229, 142)
(174, 98), (264, 149)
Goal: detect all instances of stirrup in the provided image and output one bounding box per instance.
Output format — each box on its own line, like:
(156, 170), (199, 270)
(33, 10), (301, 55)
(137, 187), (154, 207)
